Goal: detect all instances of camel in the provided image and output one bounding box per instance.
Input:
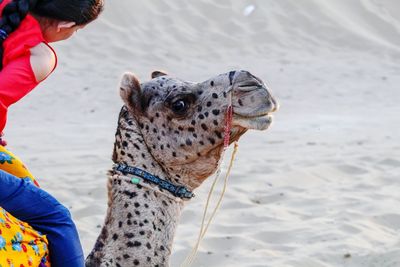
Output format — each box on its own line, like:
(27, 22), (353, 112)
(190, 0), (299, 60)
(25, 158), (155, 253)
(0, 70), (278, 267)
(85, 70), (277, 266)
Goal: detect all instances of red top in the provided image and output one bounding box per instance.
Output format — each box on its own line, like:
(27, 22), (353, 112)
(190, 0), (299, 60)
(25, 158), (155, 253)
(0, 0), (57, 133)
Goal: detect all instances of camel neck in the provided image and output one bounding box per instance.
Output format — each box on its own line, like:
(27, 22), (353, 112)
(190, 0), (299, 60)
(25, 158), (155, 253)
(86, 109), (185, 267)
(86, 174), (184, 266)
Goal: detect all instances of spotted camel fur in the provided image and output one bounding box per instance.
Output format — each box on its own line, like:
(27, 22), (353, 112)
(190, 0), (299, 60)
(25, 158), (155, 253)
(85, 70), (278, 267)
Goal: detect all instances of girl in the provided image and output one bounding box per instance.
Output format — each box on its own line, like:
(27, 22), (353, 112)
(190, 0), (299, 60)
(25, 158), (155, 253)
(0, 0), (104, 266)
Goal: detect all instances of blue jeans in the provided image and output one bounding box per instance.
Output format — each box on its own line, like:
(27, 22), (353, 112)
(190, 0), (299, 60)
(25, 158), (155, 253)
(0, 170), (84, 267)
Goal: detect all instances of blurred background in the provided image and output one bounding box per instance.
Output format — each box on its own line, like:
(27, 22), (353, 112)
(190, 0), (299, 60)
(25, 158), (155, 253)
(7, 1), (400, 266)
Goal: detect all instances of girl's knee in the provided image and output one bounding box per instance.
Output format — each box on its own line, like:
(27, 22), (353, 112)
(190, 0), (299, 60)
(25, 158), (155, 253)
(55, 204), (73, 221)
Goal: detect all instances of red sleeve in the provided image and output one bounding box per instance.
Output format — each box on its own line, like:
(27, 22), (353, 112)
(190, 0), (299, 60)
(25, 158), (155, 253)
(0, 55), (39, 132)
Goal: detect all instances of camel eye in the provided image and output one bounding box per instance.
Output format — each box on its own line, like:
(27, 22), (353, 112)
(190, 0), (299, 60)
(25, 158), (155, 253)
(171, 99), (189, 115)
(167, 93), (196, 116)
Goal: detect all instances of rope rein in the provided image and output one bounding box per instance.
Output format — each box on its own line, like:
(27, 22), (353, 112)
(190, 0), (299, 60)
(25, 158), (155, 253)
(181, 85), (239, 267)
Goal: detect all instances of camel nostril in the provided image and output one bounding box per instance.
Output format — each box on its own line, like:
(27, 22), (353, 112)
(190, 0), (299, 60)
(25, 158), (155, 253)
(239, 81), (261, 88)
(235, 80), (263, 92)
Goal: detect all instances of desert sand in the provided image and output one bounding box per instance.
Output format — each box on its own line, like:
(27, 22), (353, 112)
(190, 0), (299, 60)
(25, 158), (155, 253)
(4, 0), (400, 266)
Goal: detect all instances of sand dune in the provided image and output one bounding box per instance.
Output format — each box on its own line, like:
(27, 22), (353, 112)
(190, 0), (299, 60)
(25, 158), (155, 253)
(5, 0), (400, 266)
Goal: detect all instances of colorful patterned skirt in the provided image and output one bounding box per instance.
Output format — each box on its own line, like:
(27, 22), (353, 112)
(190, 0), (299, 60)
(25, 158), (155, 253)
(0, 146), (50, 267)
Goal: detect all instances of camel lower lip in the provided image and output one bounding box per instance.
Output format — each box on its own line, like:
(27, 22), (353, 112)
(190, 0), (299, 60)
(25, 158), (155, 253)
(233, 114), (273, 130)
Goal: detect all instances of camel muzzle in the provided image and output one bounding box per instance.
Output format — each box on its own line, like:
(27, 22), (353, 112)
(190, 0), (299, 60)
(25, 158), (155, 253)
(230, 70), (278, 131)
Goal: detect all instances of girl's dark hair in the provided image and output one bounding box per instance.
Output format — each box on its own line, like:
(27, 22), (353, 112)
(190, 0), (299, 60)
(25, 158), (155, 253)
(0, 0), (104, 69)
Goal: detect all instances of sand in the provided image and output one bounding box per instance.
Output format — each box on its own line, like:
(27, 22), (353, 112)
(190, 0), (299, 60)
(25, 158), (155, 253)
(5, 0), (400, 266)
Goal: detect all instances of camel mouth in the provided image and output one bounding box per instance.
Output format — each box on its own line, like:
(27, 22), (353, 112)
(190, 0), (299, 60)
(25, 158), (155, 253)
(233, 113), (273, 131)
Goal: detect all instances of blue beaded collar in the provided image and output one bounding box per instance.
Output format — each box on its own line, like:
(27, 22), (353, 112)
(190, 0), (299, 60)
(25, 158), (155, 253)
(114, 164), (195, 200)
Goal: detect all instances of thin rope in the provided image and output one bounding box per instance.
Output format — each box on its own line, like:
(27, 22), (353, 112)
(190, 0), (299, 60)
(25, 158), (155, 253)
(181, 164), (222, 267)
(199, 142), (238, 239)
(181, 142), (239, 267)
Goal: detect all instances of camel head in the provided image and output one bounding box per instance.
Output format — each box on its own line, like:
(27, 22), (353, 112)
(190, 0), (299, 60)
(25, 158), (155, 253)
(119, 70), (278, 189)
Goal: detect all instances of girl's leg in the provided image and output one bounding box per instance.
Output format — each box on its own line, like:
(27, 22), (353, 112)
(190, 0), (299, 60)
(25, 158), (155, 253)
(0, 170), (85, 267)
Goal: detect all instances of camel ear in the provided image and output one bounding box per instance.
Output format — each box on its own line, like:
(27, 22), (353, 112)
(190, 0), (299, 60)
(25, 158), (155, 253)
(120, 72), (142, 113)
(151, 70), (168, 79)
